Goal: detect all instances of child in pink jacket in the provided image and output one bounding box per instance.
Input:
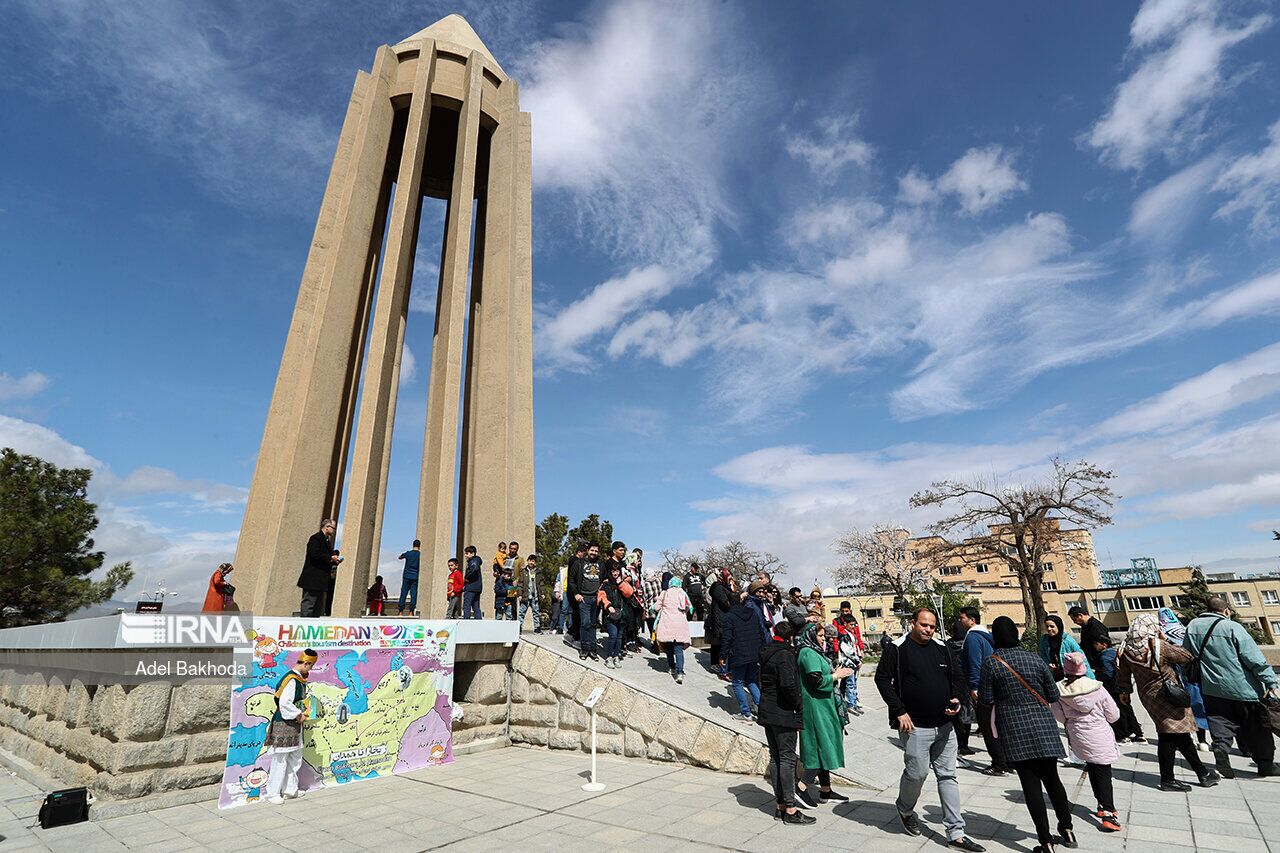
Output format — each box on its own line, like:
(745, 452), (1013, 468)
(1052, 652), (1121, 833)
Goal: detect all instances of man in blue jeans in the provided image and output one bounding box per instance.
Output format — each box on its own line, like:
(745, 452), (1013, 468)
(721, 584), (769, 720)
(569, 545), (603, 660)
(397, 539), (420, 615)
(462, 545), (483, 619)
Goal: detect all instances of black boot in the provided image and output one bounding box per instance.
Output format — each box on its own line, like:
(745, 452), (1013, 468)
(1213, 748), (1235, 779)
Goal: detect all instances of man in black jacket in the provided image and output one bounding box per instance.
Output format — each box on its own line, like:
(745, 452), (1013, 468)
(462, 545), (483, 619)
(757, 621), (814, 825)
(564, 544), (586, 645)
(297, 519), (339, 618)
(875, 608), (984, 852)
(568, 544), (603, 660)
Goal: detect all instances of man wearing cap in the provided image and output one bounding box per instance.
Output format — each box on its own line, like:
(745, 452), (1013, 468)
(265, 648), (317, 804)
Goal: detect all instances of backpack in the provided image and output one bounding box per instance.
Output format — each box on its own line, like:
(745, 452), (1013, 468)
(1182, 616), (1228, 686)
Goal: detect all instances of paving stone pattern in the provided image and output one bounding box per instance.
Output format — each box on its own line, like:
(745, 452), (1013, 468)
(3, 736), (1277, 852)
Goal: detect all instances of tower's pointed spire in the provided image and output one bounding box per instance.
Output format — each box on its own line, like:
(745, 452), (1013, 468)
(398, 13), (502, 73)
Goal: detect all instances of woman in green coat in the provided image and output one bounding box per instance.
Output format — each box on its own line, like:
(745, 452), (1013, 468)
(795, 623), (851, 807)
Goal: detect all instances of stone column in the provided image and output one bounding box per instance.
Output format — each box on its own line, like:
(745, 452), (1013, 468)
(507, 109), (536, 552)
(234, 47), (397, 615)
(458, 82), (517, 556)
(333, 42), (436, 617)
(416, 53), (483, 618)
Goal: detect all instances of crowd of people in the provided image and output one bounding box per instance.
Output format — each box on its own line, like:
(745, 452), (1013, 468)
(209, 522), (1280, 850)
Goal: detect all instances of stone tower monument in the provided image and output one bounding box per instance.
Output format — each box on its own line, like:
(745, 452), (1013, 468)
(232, 15), (533, 618)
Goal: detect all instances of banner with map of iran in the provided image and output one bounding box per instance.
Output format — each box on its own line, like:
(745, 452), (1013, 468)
(217, 618), (458, 808)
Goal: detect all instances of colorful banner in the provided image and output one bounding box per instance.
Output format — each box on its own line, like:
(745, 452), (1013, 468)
(218, 618), (457, 808)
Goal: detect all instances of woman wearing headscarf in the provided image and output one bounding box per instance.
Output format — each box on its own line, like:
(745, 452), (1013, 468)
(705, 569), (735, 680)
(1157, 608), (1210, 750)
(202, 563), (234, 612)
(654, 577), (692, 683)
(1115, 613), (1218, 791)
(794, 623), (851, 808)
(757, 620), (814, 824)
(1039, 615), (1092, 682)
(980, 616), (1075, 852)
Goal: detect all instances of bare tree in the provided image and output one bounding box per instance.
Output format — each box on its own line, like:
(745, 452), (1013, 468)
(666, 541), (785, 585)
(910, 457), (1117, 634)
(830, 524), (931, 600)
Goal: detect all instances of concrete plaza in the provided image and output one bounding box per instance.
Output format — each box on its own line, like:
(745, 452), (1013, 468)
(3, 715), (1276, 852)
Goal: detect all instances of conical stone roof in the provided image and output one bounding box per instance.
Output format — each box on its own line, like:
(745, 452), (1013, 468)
(398, 13), (503, 73)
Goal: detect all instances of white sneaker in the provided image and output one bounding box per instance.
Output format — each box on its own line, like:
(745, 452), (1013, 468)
(284, 790), (305, 799)
(266, 795), (285, 805)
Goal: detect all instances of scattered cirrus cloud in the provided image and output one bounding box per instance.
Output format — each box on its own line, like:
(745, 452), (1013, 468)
(1084, 0), (1271, 170)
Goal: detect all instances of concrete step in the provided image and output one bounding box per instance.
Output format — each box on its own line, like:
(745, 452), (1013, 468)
(516, 632), (896, 790)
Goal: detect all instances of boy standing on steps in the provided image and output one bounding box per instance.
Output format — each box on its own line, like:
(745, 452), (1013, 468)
(265, 649), (317, 804)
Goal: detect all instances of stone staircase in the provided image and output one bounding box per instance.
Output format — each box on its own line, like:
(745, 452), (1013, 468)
(480, 635), (884, 788)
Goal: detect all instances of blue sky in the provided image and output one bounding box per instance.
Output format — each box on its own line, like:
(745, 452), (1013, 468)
(3, 0), (1280, 604)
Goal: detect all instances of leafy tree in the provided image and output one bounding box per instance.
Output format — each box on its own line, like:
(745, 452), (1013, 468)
(566, 513), (615, 556)
(911, 457), (1116, 635)
(0, 448), (134, 627)
(1176, 566), (1265, 643)
(908, 580), (980, 638)
(535, 512), (569, 572)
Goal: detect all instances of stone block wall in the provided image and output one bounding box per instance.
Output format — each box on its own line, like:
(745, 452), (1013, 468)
(503, 644), (771, 775)
(0, 668), (230, 799)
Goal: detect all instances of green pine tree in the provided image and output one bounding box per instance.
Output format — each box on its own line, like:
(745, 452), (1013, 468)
(0, 448), (134, 627)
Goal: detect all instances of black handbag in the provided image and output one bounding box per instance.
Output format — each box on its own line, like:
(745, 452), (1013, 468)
(1154, 640), (1191, 709)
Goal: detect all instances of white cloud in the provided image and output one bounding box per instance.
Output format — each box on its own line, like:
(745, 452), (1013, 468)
(399, 344), (417, 389)
(1128, 155), (1223, 243)
(536, 264), (680, 370)
(1085, 0), (1271, 170)
(1097, 341), (1280, 437)
(785, 113), (874, 176)
(0, 414), (100, 470)
(0, 371), (50, 402)
(114, 465), (248, 508)
(1194, 268), (1280, 325)
(692, 352), (1280, 575)
(899, 146), (1027, 215)
(521, 0), (760, 264)
(935, 146), (1028, 214)
(1214, 118), (1280, 237)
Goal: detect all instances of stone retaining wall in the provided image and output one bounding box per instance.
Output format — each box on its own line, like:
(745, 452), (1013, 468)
(0, 644), (772, 803)
(0, 658), (506, 802)
(498, 643), (771, 775)
(0, 673), (230, 799)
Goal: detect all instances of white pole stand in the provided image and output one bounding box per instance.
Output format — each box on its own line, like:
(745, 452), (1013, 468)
(581, 687), (606, 792)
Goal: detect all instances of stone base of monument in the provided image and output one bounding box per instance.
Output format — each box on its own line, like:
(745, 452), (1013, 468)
(0, 615), (519, 818)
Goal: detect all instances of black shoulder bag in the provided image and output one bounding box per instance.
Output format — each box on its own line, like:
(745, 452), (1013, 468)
(1181, 617), (1225, 686)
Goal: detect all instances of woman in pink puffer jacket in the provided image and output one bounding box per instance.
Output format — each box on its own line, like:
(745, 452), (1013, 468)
(1052, 652), (1121, 833)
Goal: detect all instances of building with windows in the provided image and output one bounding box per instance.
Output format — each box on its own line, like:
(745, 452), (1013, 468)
(904, 519), (1102, 593)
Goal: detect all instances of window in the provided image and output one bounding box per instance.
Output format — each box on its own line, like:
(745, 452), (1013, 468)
(1006, 545), (1018, 557)
(1094, 599), (1123, 613)
(1042, 581), (1058, 591)
(939, 566), (962, 576)
(1168, 595), (1185, 609)
(1041, 562), (1054, 572)
(1231, 591), (1251, 608)
(1262, 589), (1279, 606)
(862, 608), (882, 619)
(976, 563), (989, 574)
(1271, 620), (1280, 638)
(1126, 595), (1165, 611)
